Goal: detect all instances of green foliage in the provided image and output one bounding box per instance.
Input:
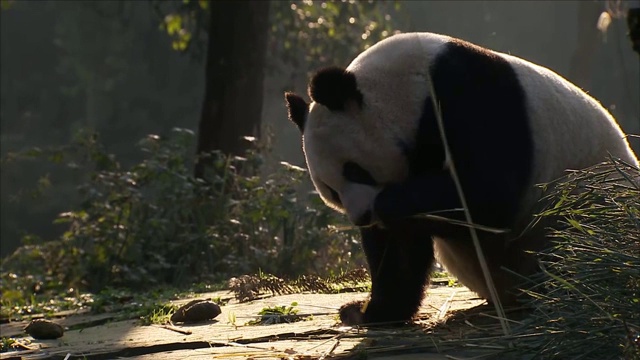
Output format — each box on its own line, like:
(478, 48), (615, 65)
(0, 0), (403, 259)
(447, 278), (460, 288)
(0, 258), (95, 320)
(505, 159), (640, 359)
(88, 286), (221, 324)
(0, 337), (17, 353)
(433, 159), (640, 359)
(0, 275), (225, 323)
(248, 302), (309, 325)
(0, 0), (14, 11)
(227, 311), (237, 327)
(271, 0), (402, 71)
(431, 271), (449, 278)
(154, 0), (402, 70)
(228, 267), (371, 302)
(1, 128), (363, 298)
(259, 302), (299, 316)
(138, 302), (179, 326)
(1, 0), (205, 257)
(152, 0), (209, 57)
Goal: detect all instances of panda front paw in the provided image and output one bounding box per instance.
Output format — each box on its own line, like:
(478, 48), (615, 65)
(339, 299), (414, 327)
(339, 300), (366, 326)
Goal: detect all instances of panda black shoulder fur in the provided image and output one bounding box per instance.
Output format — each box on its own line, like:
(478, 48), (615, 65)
(284, 32), (639, 326)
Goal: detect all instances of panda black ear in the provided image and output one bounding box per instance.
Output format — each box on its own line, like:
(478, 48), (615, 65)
(284, 92), (309, 133)
(308, 67), (363, 111)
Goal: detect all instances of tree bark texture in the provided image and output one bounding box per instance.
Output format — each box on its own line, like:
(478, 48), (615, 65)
(568, 0), (601, 91)
(194, 0), (270, 178)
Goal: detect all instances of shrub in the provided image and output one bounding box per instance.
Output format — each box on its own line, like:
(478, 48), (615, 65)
(1, 128), (364, 298)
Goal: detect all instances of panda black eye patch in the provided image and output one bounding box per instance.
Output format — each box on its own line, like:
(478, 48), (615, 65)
(343, 161), (377, 186)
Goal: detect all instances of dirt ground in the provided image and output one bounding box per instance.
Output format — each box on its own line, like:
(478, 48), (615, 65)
(1, 285), (522, 360)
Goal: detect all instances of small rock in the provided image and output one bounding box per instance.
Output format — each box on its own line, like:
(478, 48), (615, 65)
(24, 319), (64, 340)
(170, 299), (221, 324)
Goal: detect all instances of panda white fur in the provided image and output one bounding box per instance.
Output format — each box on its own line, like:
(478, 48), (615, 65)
(284, 32), (639, 326)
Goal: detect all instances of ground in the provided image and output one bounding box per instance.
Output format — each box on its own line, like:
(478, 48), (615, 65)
(1, 285), (522, 360)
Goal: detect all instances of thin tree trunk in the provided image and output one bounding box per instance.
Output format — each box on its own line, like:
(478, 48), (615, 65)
(568, 1), (601, 91)
(194, 0), (270, 179)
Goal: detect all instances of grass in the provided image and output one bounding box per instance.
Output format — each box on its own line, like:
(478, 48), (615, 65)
(0, 337), (17, 352)
(138, 303), (179, 326)
(509, 158), (640, 359)
(0, 281), (228, 323)
(247, 302), (310, 325)
(227, 268), (373, 303)
(444, 157), (640, 360)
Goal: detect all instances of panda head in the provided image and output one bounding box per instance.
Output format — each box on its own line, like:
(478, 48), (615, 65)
(285, 62), (422, 226)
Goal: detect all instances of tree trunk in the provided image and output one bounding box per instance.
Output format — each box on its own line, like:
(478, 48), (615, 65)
(568, 1), (601, 91)
(194, 0), (270, 179)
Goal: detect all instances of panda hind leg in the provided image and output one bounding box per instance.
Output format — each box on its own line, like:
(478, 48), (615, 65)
(339, 221), (434, 326)
(434, 233), (543, 307)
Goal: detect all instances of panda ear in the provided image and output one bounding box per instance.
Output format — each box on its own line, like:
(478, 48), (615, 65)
(284, 92), (309, 133)
(308, 67), (363, 111)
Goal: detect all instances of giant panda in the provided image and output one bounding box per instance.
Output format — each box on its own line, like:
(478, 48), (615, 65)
(284, 32), (639, 326)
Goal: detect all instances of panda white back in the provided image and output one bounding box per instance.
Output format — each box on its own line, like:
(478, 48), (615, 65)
(498, 51), (638, 181)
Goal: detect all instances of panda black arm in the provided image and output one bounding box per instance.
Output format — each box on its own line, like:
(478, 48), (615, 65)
(340, 218), (435, 325)
(373, 40), (536, 232)
(374, 172), (463, 226)
(374, 166), (527, 235)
